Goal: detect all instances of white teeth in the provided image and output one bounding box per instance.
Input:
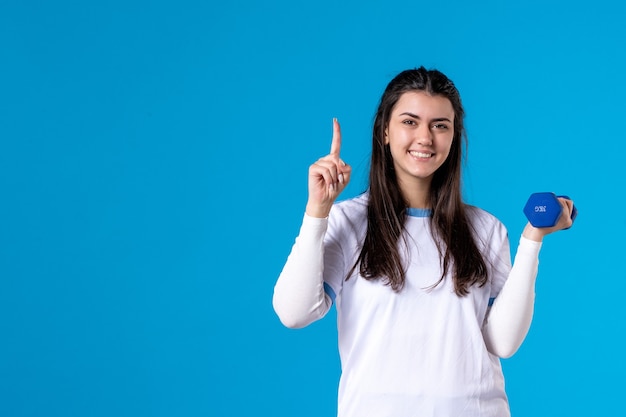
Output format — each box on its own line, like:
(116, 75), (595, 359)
(410, 151), (432, 158)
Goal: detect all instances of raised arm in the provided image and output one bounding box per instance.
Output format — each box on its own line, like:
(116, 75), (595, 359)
(273, 119), (352, 328)
(483, 197), (576, 358)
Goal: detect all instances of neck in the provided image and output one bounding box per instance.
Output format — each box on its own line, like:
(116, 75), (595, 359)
(399, 178), (431, 208)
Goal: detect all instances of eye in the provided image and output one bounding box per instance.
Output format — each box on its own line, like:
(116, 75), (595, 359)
(402, 119), (416, 126)
(432, 123), (449, 130)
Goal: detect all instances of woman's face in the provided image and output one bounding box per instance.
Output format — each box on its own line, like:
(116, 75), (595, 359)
(385, 91), (455, 191)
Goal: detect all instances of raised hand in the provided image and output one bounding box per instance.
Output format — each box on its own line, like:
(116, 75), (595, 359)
(522, 197), (576, 242)
(305, 118), (352, 218)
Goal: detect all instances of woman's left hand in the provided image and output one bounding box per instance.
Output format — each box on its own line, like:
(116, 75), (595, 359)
(522, 197), (576, 242)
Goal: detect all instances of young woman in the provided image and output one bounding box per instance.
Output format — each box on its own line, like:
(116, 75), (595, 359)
(272, 67), (575, 417)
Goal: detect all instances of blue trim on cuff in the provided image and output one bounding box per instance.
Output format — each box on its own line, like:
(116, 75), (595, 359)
(406, 208), (432, 218)
(324, 282), (336, 304)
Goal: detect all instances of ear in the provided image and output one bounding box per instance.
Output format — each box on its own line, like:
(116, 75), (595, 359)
(384, 127), (389, 144)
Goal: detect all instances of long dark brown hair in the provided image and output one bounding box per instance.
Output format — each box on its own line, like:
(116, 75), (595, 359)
(352, 67), (488, 296)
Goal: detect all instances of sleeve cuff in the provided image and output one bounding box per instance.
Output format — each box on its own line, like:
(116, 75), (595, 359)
(300, 213), (329, 239)
(517, 235), (542, 258)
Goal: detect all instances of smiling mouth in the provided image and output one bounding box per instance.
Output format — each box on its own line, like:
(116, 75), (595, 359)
(409, 151), (433, 158)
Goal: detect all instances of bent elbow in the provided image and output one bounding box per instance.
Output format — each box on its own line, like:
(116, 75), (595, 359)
(272, 293), (313, 329)
(488, 340), (522, 359)
(276, 314), (310, 329)
(272, 289), (331, 329)
(495, 348), (517, 359)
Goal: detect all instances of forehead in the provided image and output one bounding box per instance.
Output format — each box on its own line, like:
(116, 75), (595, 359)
(392, 91), (455, 118)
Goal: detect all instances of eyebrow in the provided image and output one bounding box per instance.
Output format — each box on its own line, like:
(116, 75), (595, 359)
(399, 112), (452, 123)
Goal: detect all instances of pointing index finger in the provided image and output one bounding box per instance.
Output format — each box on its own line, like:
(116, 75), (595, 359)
(330, 118), (342, 156)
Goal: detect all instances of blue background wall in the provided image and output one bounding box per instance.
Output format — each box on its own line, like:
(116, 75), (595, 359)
(1, 0), (624, 415)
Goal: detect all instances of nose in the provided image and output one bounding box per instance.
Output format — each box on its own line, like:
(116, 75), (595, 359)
(416, 124), (433, 146)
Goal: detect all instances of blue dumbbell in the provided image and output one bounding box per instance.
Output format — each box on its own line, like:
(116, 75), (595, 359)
(523, 192), (578, 228)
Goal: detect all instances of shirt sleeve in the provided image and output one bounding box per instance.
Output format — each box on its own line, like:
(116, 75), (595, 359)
(482, 236), (543, 358)
(272, 214), (334, 329)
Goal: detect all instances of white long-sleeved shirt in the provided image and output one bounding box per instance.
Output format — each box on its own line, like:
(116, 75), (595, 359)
(273, 193), (541, 417)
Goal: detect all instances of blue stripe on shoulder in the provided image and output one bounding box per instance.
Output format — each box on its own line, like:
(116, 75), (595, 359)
(488, 297), (496, 307)
(324, 282), (336, 304)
